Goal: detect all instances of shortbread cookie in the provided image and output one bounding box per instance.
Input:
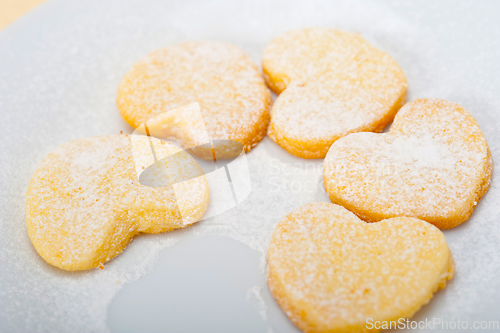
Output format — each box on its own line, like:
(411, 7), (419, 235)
(263, 28), (407, 158)
(117, 41), (272, 153)
(267, 202), (454, 333)
(324, 99), (492, 229)
(25, 135), (209, 271)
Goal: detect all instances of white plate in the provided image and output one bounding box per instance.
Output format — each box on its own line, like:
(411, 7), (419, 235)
(1, 0), (500, 332)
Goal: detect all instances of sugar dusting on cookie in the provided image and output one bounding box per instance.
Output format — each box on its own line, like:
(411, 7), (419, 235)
(324, 99), (492, 229)
(267, 202), (454, 331)
(25, 135), (209, 271)
(264, 28), (407, 158)
(117, 41), (272, 152)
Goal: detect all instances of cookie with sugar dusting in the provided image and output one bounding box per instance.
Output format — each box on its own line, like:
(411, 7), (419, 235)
(267, 202), (454, 333)
(25, 135), (209, 271)
(117, 41), (272, 153)
(324, 98), (492, 229)
(263, 28), (407, 158)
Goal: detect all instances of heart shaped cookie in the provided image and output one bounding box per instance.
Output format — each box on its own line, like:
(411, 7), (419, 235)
(25, 135), (209, 271)
(267, 202), (454, 333)
(117, 41), (272, 153)
(263, 28), (407, 158)
(324, 98), (492, 229)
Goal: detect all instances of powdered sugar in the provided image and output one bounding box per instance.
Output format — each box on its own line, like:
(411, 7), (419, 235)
(267, 202), (453, 330)
(324, 99), (492, 228)
(270, 80), (390, 139)
(117, 41), (272, 151)
(265, 28), (407, 158)
(25, 135), (209, 270)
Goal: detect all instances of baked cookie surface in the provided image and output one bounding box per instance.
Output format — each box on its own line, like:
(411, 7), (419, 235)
(323, 98), (492, 229)
(117, 41), (272, 152)
(267, 202), (454, 333)
(25, 135), (209, 271)
(263, 28), (407, 159)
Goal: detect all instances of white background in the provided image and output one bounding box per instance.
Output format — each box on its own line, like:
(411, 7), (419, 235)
(0, 0), (499, 332)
